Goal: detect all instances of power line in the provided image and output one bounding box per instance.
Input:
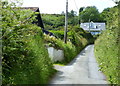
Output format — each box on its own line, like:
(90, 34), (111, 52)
(73, 0), (80, 24)
(73, 0), (78, 10)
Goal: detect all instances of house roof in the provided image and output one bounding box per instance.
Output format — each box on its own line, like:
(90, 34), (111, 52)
(80, 22), (106, 31)
(21, 7), (39, 12)
(81, 22), (105, 25)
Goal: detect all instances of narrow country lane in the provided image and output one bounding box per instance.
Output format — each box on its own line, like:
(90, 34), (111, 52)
(49, 45), (108, 84)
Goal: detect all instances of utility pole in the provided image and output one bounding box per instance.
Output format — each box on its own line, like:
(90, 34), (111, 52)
(64, 0), (68, 43)
(89, 19), (90, 33)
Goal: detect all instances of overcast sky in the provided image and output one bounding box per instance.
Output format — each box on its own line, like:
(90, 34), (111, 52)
(21, 0), (116, 14)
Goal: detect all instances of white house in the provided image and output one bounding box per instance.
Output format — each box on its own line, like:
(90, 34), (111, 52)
(80, 22), (106, 35)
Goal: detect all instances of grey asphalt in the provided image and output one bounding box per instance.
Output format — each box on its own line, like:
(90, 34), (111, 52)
(49, 45), (109, 84)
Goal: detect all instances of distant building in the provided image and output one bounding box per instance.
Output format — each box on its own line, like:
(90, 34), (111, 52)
(80, 22), (106, 35)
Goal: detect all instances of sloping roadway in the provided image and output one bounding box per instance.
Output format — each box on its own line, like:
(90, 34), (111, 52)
(49, 45), (108, 84)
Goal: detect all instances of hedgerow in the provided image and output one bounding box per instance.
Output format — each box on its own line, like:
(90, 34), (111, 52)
(1, 1), (55, 84)
(94, 6), (119, 84)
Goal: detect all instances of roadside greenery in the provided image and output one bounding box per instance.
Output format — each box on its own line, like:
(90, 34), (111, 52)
(1, 1), (55, 84)
(41, 10), (78, 30)
(44, 35), (77, 63)
(79, 6), (104, 23)
(94, 5), (119, 84)
(44, 25), (94, 64)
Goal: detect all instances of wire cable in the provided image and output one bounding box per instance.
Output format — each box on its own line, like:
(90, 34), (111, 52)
(73, 0), (79, 10)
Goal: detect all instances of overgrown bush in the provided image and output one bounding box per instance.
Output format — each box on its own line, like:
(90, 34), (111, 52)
(44, 25), (94, 63)
(50, 25), (94, 48)
(44, 35), (76, 63)
(69, 25), (94, 53)
(1, 1), (55, 84)
(69, 30), (85, 53)
(50, 30), (64, 39)
(94, 6), (119, 84)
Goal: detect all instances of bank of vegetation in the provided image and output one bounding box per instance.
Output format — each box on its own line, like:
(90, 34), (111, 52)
(94, 5), (119, 84)
(1, 1), (55, 84)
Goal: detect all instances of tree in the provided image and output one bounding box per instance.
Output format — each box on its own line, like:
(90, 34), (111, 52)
(79, 7), (85, 13)
(79, 7), (85, 24)
(61, 11), (65, 15)
(100, 8), (111, 22)
(68, 10), (78, 25)
(79, 6), (103, 23)
(68, 10), (77, 17)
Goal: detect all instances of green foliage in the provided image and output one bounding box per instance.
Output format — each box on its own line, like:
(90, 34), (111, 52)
(44, 25), (94, 63)
(69, 30), (84, 53)
(50, 30), (64, 39)
(50, 25), (94, 44)
(41, 12), (78, 30)
(68, 10), (78, 25)
(1, 0), (55, 84)
(69, 26), (93, 53)
(3, 26), (54, 84)
(100, 8), (111, 22)
(44, 35), (77, 63)
(94, 6), (119, 84)
(79, 7), (85, 13)
(79, 6), (103, 23)
(41, 14), (65, 30)
(68, 10), (77, 17)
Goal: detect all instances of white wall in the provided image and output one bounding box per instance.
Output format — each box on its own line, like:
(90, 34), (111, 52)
(47, 47), (64, 62)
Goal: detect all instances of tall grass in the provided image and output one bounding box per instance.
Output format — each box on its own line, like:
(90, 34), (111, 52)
(2, 25), (55, 84)
(95, 29), (118, 84)
(94, 6), (119, 84)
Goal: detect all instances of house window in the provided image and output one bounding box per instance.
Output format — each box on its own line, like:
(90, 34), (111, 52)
(96, 26), (98, 29)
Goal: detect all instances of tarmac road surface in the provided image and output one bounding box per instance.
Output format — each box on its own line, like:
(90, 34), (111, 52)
(49, 45), (108, 84)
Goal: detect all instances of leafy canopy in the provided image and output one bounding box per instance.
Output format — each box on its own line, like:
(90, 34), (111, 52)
(79, 6), (103, 23)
